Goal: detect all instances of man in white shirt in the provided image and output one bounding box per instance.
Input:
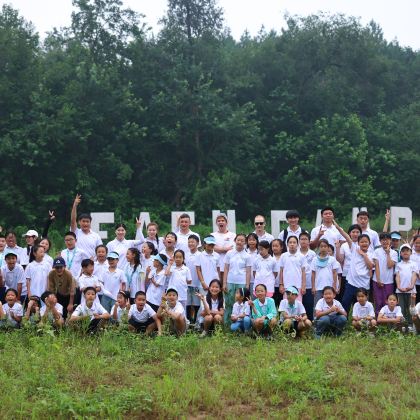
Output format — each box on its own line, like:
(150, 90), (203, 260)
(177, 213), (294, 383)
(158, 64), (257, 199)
(356, 210), (380, 251)
(175, 213), (201, 254)
(310, 207), (344, 250)
(70, 194), (102, 258)
(4, 231), (24, 266)
(253, 215), (274, 243)
(278, 210), (303, 245)
(212, 213), (236, 276)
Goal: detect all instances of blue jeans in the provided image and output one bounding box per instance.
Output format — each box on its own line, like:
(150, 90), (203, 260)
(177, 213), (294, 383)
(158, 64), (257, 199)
(342, 282), (360, 313)
(100, 295), (116, 313)
(230, 316), (251, 332)
(302, 288), (314, 321)
(315, 314), (347, 337)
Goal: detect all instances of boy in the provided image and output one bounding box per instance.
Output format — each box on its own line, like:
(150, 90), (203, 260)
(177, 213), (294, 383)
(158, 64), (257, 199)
(78, 259), (101, 304)
(4, 232), (24, 265)
(278, 210), (303, 251)
(176, 214), (201, 254)
(253, 215), (274, 243)
(40, 291), (64, 327)
(279, 286), (312, 337)
(1, 251), (26, 303)
(61, 231), (90, 281)
(48, 257), (75, 319)
(390, 232), (402, 261)
(25, 245), (50, 298)
(185, 234), (202, 324)
(0, 234), (7, 269)
(128, 291), (162, 335)
(157, 288), (187, 336)
(100, 251), (126, 312)
(0, 288), (23, 328)
(356, 211), (380, 251)
(195, 236), (221, 290)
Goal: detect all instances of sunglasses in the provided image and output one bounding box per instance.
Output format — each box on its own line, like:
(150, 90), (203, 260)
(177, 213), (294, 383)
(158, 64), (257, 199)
(254, 222), (264, 226)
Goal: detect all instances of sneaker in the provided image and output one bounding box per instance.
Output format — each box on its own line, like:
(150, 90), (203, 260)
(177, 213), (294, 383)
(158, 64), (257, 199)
(200, 330), (208, 338)
(408, 325), (415, 333)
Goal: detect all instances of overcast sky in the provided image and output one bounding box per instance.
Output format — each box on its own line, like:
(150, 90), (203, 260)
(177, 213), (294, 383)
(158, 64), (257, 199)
(5, 0), (420, 50)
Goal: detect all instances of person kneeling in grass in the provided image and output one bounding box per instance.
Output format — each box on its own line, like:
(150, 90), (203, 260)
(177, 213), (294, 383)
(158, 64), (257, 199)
(111, 290), (131, 324)
(279, 286), (312, 337)
(40, 291), (64, 328)
(314, 286), (347, 339)
(128, 291), (161, 336)
(0, 288), (23, 329)
(69, 287), (110, 333)
(157, 288), (187, 336)
(230, 287), (252, 333)
(249, 283), (278, 338)
(351, 288), (377, 334)
(377, 293), (404, 331)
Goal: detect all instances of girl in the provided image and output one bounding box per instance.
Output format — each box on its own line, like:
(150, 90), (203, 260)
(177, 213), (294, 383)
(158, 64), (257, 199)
(411, 235), (420, 303)
(197, 279), (224, 337)
(26, 245), (50, 299)
(311, 239), (339, 307)
(0, 288), (23, 328)
(223, 234), (252, 323)
(24, 295), (41, 324)
(328, 243), (342, 293)
(144, 222), (164, 253)
(35, 237), (54, 268)
(141, 242), (156, 275)
(252, 241), (277, 298)
(112, 290), (131, 323)
(161, 232), (178, 261)
(246, 233), (259, 294)
(125, 248), (144, 303)
(157, 288), (187, 336)
(230, 287), (251, 333)
(279, 236), (305, 300)
(271, 239), (284, 308)
(377, 293), (404, 330)
(165, 250), (192, 310)
(249, 283), (278, 337)
(145, 254), (168, 312)
(100, 252), (126, 312)
(299, 232), (317, 321)
(186, 235), (201, 324)
(94, 244), (109, 280)
(351, 288), (377, 333)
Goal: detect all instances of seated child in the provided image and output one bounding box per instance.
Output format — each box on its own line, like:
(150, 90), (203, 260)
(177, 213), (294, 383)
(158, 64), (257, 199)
(111, 290), (131, 323)
(351, 288), (377, 333)
(230, 287), (251, 333)
(249, 283), (278, 338)
(40, 291), (64, 328)
(0, 288), (23, 328)
(128, 291), (162, 335)
(412, 301), (420, 334)
(157, 288), (187, 336)
(69, 287), (110, 333)
(314, 286), (347, 338)
(24, 295), (41, 324)
(377, 293), (404, 331)
(279, 286), (312, 337)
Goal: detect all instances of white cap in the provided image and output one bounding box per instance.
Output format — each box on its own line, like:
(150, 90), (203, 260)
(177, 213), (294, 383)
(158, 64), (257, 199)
(22, 229), (39, 238)
(399, 243), (411, 252)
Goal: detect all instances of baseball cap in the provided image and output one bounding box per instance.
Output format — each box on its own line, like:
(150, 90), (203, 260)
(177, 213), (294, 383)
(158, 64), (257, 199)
(286, 286), (299, 295)
(400, 244), (412, 252)
(22, 230), (38, 238)
(204, 236), (216, 245)
(107, 251), (120, 259)
(166, 288), (178, 295)
(53, 257), (66, 267)
(390, 231), (401, 240)
(4, 251), (18, 259)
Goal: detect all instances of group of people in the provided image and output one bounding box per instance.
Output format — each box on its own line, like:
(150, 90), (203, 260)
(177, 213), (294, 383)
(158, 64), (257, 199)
(0, 195), (419, 339)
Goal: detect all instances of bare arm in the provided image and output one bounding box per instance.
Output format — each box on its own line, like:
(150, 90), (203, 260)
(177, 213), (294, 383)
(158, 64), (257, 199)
(70, 194), (81, 232)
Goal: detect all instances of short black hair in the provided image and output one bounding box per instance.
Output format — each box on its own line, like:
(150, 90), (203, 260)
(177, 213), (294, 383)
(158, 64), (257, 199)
(115, 223), (127, 230)
(78, 213), (92, 221)
(135, 291), (146, 299)
(299, 232), (310, 241)
(356, 288), (368, 297)
(321, 207), (335, 215)
(64, 231), (77, 239)
(286, 210), (300, 219)
(41, 291), (53, 302)
(358, 234), (371, 244)
(255, 283), (267, 292)
(81, 258), (94, 268)
(322, 286), (335, 295)
(5, 288), (18, 297)
(188, 234), (200, 242)
(286, 235), (298, 244)
(357, 210), (370, 218)
(379, 232), (391, 240)
(83, 286), (97, 295)
(348, 224), (362, 234)
(179, 213), (190, 220)
(258, 240), (270, 249)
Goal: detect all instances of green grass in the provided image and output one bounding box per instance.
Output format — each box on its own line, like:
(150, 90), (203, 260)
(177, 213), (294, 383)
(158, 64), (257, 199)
(0, 327), (418, 419)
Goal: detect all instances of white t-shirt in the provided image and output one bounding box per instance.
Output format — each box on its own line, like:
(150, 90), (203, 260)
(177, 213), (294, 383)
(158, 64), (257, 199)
(347, 244), (374, 289)
(72, 301), (108, 320)
(253, 231), (274, 243)
(4, 246), (24, 265)
(195, 251), (220, 284)
(176, 230), (201, 254)
(252, 255), (277, 293)
(40, 303), (63, 317)
(106, 238), (143, 270)
(361, 228), (380, 251)
(279, 299), (306, 320)
(101, 268), (125, 300)
(93, 260), (109, 280)
(198, 297), (224, 323)
(186, 250), (201, 288)
(1, 263), (26, 294)
(211, 231), (236, 272)
(315, 298), (345, 316)
(373, 248), (398, 284)
(71, 228), (102, 258)
(166, 301), (186, 318)
(247, 249), (259, 284)
(60, 248), (89, 280)
(232, 301), (251, 318)
(25, 260), (51, 297)
(128, 303), (156, 322)
(352, 301), (375, 319)
(167, 265), (192, 301)
(125, 264), (144, 298)
(225, 249), (252, 285)
(278, 226), (302, 242)
(43, 254), (54, 269)
(339, 242), (353, 277)
(395, 260), (418, 293)
(78, 274), (101, 304)
(310, 224), (344, 249)
(411, 252), (420, 286)
(299, 249), (316, 289)
(379, 305), (403, 319)
(310, 256), (339, 291)
(2, 302), (23, 326)
(415, 302), (420, 316)
(273, 255), (281, 287)
(279, 252), (305, 289)
(146, 268), (167, 305)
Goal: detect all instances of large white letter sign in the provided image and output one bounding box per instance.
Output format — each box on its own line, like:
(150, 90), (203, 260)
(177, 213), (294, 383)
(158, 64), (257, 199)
(212, 210), (236, 232)
(137, 212), (151, 232)
(390, 207), (412, 232)
(91, 212), (115, 240)
(315, 209), (322, 227)
(271, 211), (288, 238)
(171, 211), (195, 231)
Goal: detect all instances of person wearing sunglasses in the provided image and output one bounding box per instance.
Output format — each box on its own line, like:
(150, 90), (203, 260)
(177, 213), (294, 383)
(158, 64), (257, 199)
(253, 215), (274, 244)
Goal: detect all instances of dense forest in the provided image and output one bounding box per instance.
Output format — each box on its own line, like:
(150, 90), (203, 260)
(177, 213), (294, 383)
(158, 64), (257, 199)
(0, 0), (419, 227)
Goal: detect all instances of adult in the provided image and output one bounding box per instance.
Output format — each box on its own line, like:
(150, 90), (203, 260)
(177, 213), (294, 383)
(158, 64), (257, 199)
(253, 215), (274, 243)
(310, 207), (344, 251)
(356, 210), (380, 251)
(20, 229), (38, 268)
(70, 194), (102, 258)
(4, 232), (24, 266)
(175, 213), (201, 254)
(211, 213), (236, 277)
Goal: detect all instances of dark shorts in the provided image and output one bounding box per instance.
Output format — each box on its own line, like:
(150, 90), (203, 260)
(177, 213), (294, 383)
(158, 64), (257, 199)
(128, 317), (154, 333)
(147, 301), (160, 312)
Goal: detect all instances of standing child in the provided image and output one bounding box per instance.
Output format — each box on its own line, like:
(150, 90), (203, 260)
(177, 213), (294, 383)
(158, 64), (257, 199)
(230, 287), (251, 333)
(78, 259), (102, 305)
(93, 245), (109, 279)
(157, 288), (187, 336)
(271, 239), (284, 308)
(185, 235), (201, 324)
(377, 294), (404, 330)
(35, 237), (54, 268)
(145, 254), (168, 312)
(100, 252), (126, 312)
(253, 240), (277, 298)
(299, 232), (317, 321)
(195, 236), (221, 291)
(197, 279), (224, 337)
(25, 245), (51, 299)
(128, 291), (162, 335)
(249, 283), (278, 338)
(61, 231), (89, 281)
(161, 232), (178, 261)
(246, 233), (259, 293)
(411, 235), (420, 303)
(125, 248), (144, 302)
(165, 250), (192, 310)
(111, 290), (130, 323)
(0, 289), (23, 329)
(351, 288), (377, 334)
(141, 242), (156, 279)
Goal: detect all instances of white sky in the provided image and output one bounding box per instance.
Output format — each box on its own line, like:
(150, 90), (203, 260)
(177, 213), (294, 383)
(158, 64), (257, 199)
(4, 0), (420, 50)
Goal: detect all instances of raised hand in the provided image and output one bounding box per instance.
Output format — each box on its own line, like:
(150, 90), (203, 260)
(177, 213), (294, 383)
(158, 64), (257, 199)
(74, 194), (81, 207)
(48, 210), (56, 220)
(135, 217), (142, 228)
(385, 209), (390, 221)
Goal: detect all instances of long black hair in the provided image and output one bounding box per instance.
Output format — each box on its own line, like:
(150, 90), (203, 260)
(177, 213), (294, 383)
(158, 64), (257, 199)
(128, 247), (141, 274)
(206, 279), (224, 310)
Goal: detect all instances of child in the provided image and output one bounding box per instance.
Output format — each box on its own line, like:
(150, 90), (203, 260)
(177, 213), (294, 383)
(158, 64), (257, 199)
(61, 231), (90, 281)
(165, 250), (192, 311)
(93, 245), (109, 278)
(145, 253), (168, 312)
(351, 288), (377, 333)
(40, 291), (64, 328)
(377, 294), (404, 330)
(128, 291), (161, 335)
(125, 248), (144, 302)
(79, 259), (102, 305)
(111, 290), (130, 323)
(70, 287), (110, 333)
(311, 239), (339, 307)
(24, 296), (41, 324)
(223, 234), (252, 323)
(1, 251), (26, 303)
(249, 283), (278, 337)
(185, 235), (201, 324)
(278, 236), (305, 300)
(25, 245), (51, 299)
(161, 232), (177, 260)
(141, 242), (155, 278)
(35, 237), (54, 268)
(299, 232), (317, 321)
(278, 210), (303, 252)
(411, 300), (420, 334)
(246, 233), (259, 293)
(271, 239), (284, 308)
(412, 235), (420, 302)
(372, 233), (398, 316)
(0, 289), (23, 328)
(196, 279), (224, 337)
(0, 234), (6, 269)
(100, 252), (126, 312)
(157, 288), (187, 336)
(279, 286), (312, 337)
(395, 244), (417, 325)
(230, 287), (251, 333)
(314, 286), (347, 338)
(253, 240), (277, 298)
(195, 236), (221, 291)
(328, 243), (342, 293)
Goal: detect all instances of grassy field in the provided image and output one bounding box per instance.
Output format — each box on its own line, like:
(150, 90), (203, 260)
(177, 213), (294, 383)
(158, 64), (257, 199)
(0, 326), (418, 419)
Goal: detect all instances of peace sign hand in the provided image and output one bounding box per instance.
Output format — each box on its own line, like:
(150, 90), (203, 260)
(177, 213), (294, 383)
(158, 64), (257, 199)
(48, 210), (56, 220)
(74, 194), (81, 206)
(135, 217), (142, 229)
